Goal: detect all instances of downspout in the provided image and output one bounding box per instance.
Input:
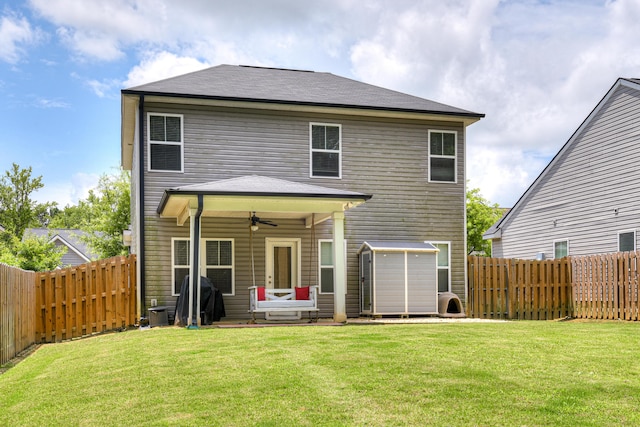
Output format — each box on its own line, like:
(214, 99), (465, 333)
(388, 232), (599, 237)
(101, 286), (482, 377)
(138, 95), (146, 318)
(188, 194), (204, 328)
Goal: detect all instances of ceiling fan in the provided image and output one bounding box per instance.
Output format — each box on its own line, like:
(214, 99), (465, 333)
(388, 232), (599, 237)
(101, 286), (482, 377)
(249, 213), (277, 287)
(250, 213), (278, 230)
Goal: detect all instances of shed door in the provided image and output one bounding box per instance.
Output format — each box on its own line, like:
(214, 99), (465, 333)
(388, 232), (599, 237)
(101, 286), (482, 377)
(407, 252), (438, 312)
(360, 251), (372, 313)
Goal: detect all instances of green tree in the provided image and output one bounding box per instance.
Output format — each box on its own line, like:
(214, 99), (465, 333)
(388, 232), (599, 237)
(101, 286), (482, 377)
(48, 201), (92, 229)
(0, 232), (66, 271)
(80, 170), (131, 258)
(0, 163), (53, 237)
(466, 187), (503, 257)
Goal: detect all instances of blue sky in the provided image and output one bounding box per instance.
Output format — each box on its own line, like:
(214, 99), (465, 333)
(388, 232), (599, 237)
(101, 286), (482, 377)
(2, 0), (640, 208)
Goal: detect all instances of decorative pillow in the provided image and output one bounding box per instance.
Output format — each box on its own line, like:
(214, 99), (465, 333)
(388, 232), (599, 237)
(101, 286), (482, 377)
(295, 286), (310, 300)
(257, 287), (266, 301)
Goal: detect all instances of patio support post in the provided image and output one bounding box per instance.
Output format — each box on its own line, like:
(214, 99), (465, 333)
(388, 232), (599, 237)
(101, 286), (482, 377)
(332, 211), (347, 322)
(187, 195), (203, 327)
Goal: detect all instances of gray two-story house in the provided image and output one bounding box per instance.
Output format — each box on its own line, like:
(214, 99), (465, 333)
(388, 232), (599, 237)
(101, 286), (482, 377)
(484, 78), (640, 259)
(120, 65), (483, 322)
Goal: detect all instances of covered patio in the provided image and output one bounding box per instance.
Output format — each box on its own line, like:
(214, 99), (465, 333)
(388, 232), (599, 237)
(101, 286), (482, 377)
(156, 175), (372, 325)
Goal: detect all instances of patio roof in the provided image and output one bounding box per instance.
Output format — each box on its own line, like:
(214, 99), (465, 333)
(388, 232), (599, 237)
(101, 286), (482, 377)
(158, 175), (372, 226)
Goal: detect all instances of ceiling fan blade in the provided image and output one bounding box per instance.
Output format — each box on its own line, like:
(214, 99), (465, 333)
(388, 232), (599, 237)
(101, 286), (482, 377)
(250, 214), (278, 227)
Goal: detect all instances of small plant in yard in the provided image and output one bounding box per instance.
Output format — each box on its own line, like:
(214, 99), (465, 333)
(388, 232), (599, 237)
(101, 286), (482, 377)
(0, 321), (639, 426)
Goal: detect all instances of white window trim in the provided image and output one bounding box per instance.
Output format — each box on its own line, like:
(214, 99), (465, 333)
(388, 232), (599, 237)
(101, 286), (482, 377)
(430, 241), (451, 293)
(309, 122), (342, 179)
(317, 239), (347, 294)
(203, 238), (236, 296)
(171, 237), (189, 296)
(428, 130), (457, 183)
(618, 229), (636, 252)
(553, 239), (569, 259)
(147, 113), (184, 173)
(171, 237), (235, 296)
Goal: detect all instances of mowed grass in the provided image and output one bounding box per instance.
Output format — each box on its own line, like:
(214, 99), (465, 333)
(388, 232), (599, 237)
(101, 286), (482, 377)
(1, 321), (639, 426)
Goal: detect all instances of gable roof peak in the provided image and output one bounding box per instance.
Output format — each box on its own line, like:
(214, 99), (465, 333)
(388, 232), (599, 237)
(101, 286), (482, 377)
(122, 63), (483, 119)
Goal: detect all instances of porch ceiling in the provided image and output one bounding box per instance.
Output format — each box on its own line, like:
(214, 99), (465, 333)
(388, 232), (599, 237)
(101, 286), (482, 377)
(157, 175), (372, 226)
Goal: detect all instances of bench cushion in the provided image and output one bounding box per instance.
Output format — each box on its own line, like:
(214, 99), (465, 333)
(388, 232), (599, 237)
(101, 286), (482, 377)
(256, 300), (316, 309)
(295, 286), (310, 300)
(257, 286), (266, 301)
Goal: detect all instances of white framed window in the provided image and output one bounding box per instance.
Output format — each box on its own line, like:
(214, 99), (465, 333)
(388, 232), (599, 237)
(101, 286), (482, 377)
(428, 130), (456, 183)
(203, 239), (235, 296)
(171, 237), (190, 296)
(618, 230), (636, 252)
(171, 238), (235, 296)
(148, 113), (183, 172)
(319, 240), (334, 293)
(553, 239), (569, 259)
(310, 123), (341, 178)
(317, 239), (347, 294)
(431, 241), (451, 293)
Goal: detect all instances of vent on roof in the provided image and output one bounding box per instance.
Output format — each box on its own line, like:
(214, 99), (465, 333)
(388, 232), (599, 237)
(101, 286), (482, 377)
(238, 65), (314, 73)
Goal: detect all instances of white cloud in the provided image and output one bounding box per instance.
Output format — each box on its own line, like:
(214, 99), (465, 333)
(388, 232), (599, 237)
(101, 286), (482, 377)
(21, 0), (640, 209)
(85, 78), (121, 98)
(35, 97), (70, 108)
(0, 13), (42, 63)
(123, 51), (210, 88)
(34, 172), (100, 207)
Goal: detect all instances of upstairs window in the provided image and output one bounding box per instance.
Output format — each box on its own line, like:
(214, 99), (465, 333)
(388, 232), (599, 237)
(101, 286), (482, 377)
(554, 239), (569, 258)
(148, 113), (183, 172)
(429, 130), (456, 182)
(619, 230), (636, 252)
(310, 123), (341, 178)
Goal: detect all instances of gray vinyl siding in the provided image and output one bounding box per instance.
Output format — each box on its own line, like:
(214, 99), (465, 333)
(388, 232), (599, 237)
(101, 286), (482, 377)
(140, 103), (467, 318)
(57, 242), (88, 267)
(496, 84), (640, 259)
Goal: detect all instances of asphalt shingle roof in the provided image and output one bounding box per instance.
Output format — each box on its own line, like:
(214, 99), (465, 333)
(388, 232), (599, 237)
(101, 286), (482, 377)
(164, 175), (371, 198)
(124, 64), (483, 118)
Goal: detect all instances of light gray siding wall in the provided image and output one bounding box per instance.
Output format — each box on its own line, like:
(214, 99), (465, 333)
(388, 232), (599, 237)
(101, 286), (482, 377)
(497, 85), (640, 259)
(141, 103), (467, 318)
(57, 242), (87, 267)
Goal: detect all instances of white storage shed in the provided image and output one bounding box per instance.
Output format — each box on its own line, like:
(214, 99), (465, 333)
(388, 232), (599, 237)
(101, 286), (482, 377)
(358, 241), (439, 316)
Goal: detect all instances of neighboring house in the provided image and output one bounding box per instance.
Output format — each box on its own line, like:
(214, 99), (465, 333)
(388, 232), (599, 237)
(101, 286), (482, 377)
(23, 228), (98, 267)
(120, 64), (484, 322)
(484, 78), (640, 260)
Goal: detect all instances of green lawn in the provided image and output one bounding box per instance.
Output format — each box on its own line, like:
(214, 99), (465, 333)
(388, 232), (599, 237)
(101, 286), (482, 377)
(1, 321), (639, 426)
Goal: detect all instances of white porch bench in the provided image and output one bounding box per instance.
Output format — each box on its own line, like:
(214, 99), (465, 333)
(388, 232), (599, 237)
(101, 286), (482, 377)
(248, 286), (319, 322)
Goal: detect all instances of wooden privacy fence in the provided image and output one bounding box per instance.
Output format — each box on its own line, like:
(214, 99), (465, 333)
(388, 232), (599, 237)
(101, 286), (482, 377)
(1, 264), (36, 366)
(468, 252), (640, 320)
(572, 252), (639, 320)
(35, 255), (137, 343)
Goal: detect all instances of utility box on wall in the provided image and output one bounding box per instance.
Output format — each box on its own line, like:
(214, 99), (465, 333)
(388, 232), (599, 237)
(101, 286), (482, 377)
(358, 241), (439, 316)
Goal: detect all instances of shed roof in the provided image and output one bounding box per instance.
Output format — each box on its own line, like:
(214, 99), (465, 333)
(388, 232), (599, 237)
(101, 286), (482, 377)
(358, 241), (439, 253)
